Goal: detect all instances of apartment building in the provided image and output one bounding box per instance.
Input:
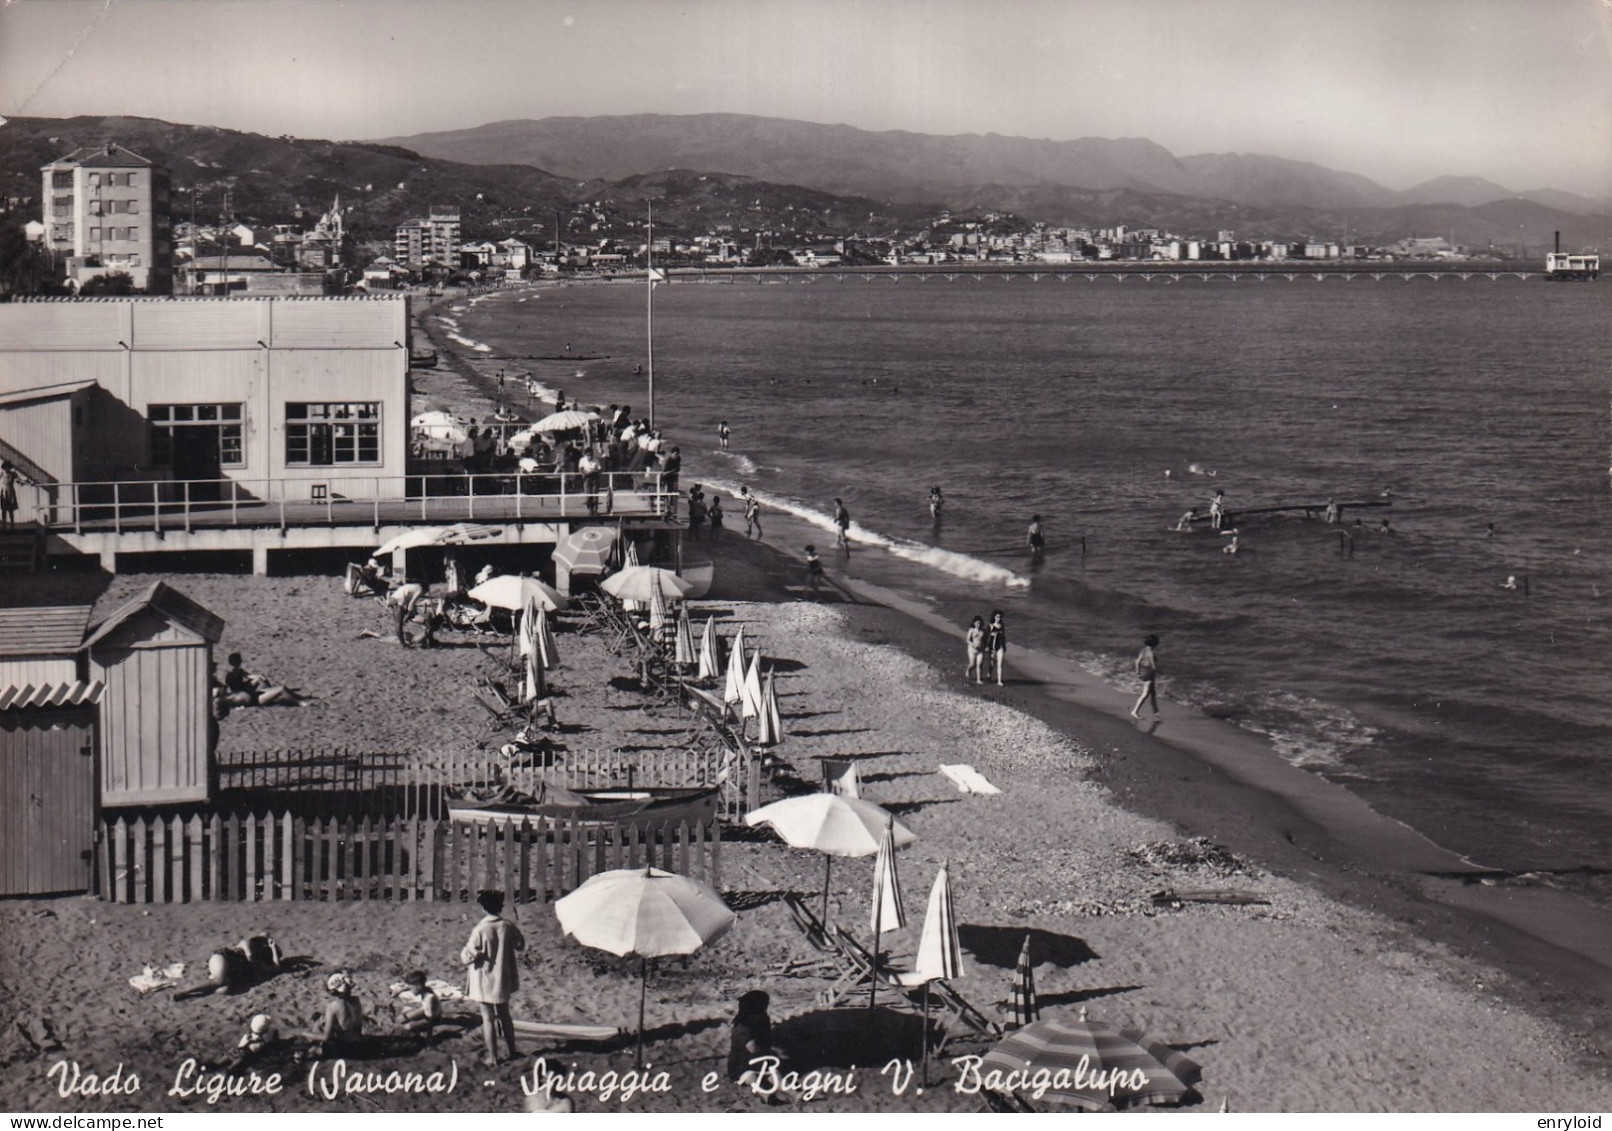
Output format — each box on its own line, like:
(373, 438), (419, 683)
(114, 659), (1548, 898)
(40, 143), (173, 294)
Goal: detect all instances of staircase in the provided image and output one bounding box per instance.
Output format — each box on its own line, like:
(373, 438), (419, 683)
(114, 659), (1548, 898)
(0, 526), (44, 573)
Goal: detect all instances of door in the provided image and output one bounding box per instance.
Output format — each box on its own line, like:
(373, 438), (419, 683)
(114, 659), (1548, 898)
(171, 427), (223, 502)
(0, 709), (97, 895)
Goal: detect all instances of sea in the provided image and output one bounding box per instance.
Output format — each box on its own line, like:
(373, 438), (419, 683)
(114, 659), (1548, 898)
(454, 274), (1612, 903)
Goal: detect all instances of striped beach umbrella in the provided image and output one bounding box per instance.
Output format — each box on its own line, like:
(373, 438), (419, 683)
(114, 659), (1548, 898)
(697, 616), (722, 680)
(741, 650), (764, 720)
(1011, 933), (1040, 1028)
(673, 605), (696, 667)
(723, 626), (747, 707)
(648, 576), (670, 635)
(978, 1012), (1203, 1111)
(756, 669), (784, 745)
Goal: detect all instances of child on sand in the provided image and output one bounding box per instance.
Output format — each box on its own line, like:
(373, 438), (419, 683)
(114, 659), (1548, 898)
(395, 970), (443, 1039)
(461, 889), (524, 1067)
(803, 546), (823, 600)
(314, 972), (366, 1059)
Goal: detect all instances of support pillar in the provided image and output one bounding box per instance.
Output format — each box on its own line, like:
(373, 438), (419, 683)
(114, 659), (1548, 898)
(100, 549), (117, 574)
(554, 560), (572, 599)
(252, 544), (270, 576)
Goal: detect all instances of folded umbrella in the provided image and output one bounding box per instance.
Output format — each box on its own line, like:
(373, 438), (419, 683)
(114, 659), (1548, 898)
(723, 626), (747, 707)
(697, 616), (722, 680)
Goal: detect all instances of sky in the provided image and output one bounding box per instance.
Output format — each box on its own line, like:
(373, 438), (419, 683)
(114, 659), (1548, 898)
(1, 0), (1610, 197)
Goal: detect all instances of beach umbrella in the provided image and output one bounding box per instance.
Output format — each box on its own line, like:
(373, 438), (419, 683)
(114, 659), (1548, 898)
(469, 574), (566, 612)
(697, 616), (722, 680)
(867, 816), (907, 1009)
(757, 669), (784, 746)
(375, 522), (503, 559)
(745, 794), (915, 925)
(649, 578), (672, 636)
(411, 410), (471, 441)
(625, 539), (641, 568)
(531, 409), (601, 433)
(552, 526), (618, 576)
(1011, 934), (1040, 1029)
(913, 862), (963, 1085)
(674, 605), (696, 667)
(601, 565), (694, 604)
(535, 606), (559, 670)
(978, 1012), (1203, 1111)
(741, 651), (764, 720)
(723, 626), (748, 707)
(554, 867), (736, 1068)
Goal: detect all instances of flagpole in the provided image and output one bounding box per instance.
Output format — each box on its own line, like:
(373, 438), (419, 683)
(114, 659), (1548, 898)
(646, 201), (655, 428)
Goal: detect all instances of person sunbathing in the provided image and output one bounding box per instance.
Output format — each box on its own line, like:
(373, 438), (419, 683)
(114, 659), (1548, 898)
(222, 653), (302, 707)
(175, 934), (283, 999)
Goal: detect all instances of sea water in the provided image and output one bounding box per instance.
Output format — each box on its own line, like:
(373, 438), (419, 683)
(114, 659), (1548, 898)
(460, 277), (1612, 893)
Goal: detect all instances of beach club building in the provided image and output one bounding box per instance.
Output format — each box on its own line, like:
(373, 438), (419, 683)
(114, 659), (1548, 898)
(0, 295), (412, 563)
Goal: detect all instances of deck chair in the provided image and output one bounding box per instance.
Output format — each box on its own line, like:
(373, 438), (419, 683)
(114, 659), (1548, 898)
(826, 924), (1003, 1047)
(980, 1089), (1036, 1113)
(569, 590), (616, 637)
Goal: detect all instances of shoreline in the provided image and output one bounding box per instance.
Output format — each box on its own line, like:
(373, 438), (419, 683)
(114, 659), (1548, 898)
(423, 283), (1612, 1070)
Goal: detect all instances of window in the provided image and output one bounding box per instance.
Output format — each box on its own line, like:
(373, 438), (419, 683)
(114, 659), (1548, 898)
(127, 172), (139, 188)
(149, 403), (244, 469)
(285, 402), (381, 466)
(127, 226), (139, 242)
(89, 173), (102, 187)
(127, 200), (139, 214)
(89, 228), (100, 241)
(52, 171), (72, 188)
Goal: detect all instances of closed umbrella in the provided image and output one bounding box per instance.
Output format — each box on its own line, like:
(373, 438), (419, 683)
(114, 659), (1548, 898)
(757, 669), (783, 746)
(745, 794), (916, 925)
(625, 539), (641, 568)
(535, 606), (559, 671)
(554, 867), (736, 1068)
(1011, 934), (1040, 1029)
(978, 1012), (1203, 1111)
(674, 606), (696, 667)
(741, 651), (764, 720)
(912, 862), (963, 1084)
(697, 616), (722, 680)
(469, 574), (566, 612)
(868, 817), (907, 1008)
(532, 409), (601, 433)
(648, 578), (670, 636)
(601, 566), (693, 604)
(552, 526), (618, 576)
(723, 626), (748, 708)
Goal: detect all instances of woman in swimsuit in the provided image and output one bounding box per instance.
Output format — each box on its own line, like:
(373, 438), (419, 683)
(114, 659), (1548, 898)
(985, 611), (1007, 686)
(1131, 634), (1160, 718)
(1027, 515), (1045, 556)
(965, 615), (986, 683)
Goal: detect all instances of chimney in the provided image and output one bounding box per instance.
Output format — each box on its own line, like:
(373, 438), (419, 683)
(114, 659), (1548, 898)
(1555, 230), (1561, 253)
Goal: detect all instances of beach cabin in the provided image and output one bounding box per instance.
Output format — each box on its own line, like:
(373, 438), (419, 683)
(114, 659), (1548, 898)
(0, 605), (102, 895)
(81, 581), (224, 807)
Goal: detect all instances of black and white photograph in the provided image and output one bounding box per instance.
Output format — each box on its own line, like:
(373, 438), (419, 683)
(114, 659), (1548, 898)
(1, 0), (1610, 1118)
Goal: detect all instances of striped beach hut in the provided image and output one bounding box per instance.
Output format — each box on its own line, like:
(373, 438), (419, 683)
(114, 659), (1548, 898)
(0, 604), (103, 895)
(82, 582), (224, 807)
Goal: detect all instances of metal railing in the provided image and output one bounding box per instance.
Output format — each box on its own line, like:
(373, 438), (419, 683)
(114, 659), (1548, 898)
(29, 470), (674, 534)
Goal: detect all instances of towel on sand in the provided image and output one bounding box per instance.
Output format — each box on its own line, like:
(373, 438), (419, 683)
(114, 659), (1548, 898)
(389, 978), (466, 1005)
(129, 962), (187, 994)
(938, 764), (1001, 795)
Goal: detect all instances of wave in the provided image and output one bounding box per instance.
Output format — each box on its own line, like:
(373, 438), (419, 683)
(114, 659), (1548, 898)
(711, 450), (759, 475)
(702, 478), (1030, 588)
(447, 332), (493, 353)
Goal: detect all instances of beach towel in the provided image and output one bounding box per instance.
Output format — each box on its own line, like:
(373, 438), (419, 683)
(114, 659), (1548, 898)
(389, 978), (466, 1004)
(129, 962), (187, 994)
(938, 764), (1001, 795)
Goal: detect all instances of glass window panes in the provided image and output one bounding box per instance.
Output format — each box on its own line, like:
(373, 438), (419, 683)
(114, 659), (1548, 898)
(284, 402), (382, 466)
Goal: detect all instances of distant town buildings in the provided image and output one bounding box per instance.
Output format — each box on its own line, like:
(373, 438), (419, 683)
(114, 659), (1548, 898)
(395, 206), (461, 268)
(39, 142), (173, 293)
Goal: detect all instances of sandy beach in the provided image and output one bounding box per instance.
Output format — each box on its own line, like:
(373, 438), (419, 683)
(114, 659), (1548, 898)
(3, 521), (1612, 1113)
(1, 287), (1608, 1116)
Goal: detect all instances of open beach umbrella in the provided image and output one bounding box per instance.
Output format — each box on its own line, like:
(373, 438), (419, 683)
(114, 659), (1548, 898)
(375, 522), (503, 559)
(741, 651), (764, 720)
(697, 616), (722, 680)
(978, 1012), (1203, 1111)
(673, 606), (696, 667)
(552, 526), (618, 576)
(554, 866), (736, 1068)
(756, 669), (784, 746)
(601, 565), (694, 604)
(532, 409), (602, 433)
(470, 574), (566, 612)
(745, 794), (916, 925)
(723, 626), (748, 707)
(411, 410), (471, 441)
(1011, 934), (1040, 1029)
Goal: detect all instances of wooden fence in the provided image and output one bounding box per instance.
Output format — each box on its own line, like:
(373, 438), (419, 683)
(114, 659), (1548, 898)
(215, 746), (764, 820)
(100, 811), (720, 904)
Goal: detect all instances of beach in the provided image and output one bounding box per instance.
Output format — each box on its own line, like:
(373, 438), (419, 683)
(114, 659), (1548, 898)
(3, 282), (1610, 1116)
(3, 522), (1612, 1113)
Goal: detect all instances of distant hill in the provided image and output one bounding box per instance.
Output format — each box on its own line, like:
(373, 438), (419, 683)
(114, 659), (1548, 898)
(1, 113), (1605, 253)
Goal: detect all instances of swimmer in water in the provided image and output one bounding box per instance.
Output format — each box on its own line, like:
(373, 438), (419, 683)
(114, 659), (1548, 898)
(929, 486), (944, 522)
(1502, 575), (1518, 590)
(1222, 529), (1240, 555)
(1174, 506), (1198, 532)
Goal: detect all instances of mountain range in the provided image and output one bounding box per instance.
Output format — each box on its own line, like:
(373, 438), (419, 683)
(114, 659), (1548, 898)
(1, 113), (1606, 252)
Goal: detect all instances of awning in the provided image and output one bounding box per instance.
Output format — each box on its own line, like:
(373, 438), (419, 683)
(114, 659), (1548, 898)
(0, 680), (106, 710)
